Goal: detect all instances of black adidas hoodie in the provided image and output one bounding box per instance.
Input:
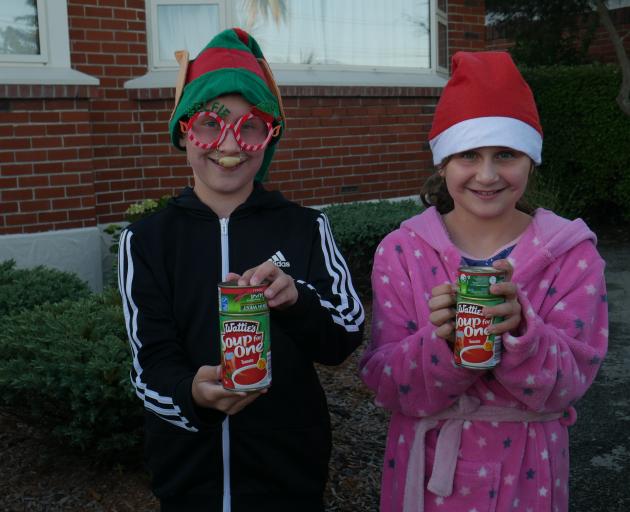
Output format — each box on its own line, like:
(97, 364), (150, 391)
(117, 183), (364, 512)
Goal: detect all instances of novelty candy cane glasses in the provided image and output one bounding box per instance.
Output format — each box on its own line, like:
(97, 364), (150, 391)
(179, 108), (281, 151)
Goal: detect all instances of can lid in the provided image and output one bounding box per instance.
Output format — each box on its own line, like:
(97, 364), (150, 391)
(458, 266), (506, 275)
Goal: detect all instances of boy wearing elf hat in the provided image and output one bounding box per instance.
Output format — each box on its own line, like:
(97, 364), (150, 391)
(117, 28), (364, 511)
(360, 51), (607, 512)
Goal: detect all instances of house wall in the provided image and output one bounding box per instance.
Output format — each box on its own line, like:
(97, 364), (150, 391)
(0, 0), (486, 289)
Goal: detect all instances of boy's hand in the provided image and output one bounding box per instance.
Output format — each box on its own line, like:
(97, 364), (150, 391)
(192, 365), (266, 415)
(483, 259), (523, 336)
(226, 261), (298, 309)
(428, 282), (457, 346)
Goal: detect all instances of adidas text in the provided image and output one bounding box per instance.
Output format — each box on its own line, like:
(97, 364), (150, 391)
(270, 251), (291, 268)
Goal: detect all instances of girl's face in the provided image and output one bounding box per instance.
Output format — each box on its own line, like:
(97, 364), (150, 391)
(182, 94), (265, 210)
(442, 146), (532, 222)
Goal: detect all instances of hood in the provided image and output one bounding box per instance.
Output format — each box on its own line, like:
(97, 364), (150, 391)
(514, 208), (597, 276)
(168, 182), (290, 221)
(401, 207), (597, 276)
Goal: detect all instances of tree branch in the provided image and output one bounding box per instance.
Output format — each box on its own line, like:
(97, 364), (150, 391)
(595, 0), (630, 116)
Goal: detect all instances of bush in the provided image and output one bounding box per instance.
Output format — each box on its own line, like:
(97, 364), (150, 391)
(523, 64), (630, 222)
(0, 260), (91, 319)
(105, 196), (172, 257)
(322, 199), (423, 299)
(0, 287), (143, 457)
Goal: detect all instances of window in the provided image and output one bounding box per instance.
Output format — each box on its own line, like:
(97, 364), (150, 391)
(435, 0), (448, 72)
(0, 0), (98, 85)
(235, 0), (431, 69)
(0, 0), (46, 63)
(147, 0), (226, 69)
(127, 0), (448, 88)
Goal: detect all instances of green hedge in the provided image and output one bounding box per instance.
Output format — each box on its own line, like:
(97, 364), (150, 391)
(322, 199), (423, 299)
(0, 288), (143, 457)
(0, 259), (91, 319)
(523, 64), (630, 221)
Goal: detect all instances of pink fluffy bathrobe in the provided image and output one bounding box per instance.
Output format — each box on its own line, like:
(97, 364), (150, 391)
(360, 206), (608, 512)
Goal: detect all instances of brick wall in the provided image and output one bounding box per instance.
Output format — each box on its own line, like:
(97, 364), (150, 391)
(448, 0), (487, 59)
(0, 85), (98, 234)
(268, 87), (440, 204)
(0, 0), (487, 235)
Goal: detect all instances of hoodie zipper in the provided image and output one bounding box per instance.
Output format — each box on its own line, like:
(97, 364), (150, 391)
(219, 217), (231, 512)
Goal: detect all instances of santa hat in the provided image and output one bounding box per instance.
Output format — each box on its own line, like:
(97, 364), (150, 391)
(429, 51), (542, 166)
(168, 28), (285, 182)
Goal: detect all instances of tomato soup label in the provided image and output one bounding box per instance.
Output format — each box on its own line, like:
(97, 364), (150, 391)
(220, 314), (271, 391)
(454, 297), (503, 370)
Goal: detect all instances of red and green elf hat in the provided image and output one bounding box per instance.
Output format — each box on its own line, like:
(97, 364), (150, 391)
(168, 27), (286, 182)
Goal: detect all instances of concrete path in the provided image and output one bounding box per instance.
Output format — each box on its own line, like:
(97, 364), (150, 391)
(569, 241), (630, 511)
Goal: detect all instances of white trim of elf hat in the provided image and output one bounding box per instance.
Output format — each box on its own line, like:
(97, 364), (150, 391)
(429, 51), (543, 166)
(429, 116), (542, 166)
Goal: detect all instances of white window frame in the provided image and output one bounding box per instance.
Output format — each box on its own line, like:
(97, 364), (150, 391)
(0, 0), (98, 85)
(434, 0), (449, 74)
(125, 0), (448, 89)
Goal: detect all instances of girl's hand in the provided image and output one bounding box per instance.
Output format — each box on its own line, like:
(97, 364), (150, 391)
(428, 283), (458, 346)
(483, 259), (523, 336)
(192, 365), (266, 415)
(226, 261), (298, 309)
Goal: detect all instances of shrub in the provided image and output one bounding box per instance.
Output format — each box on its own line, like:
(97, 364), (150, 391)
(105, 195), (172, 256)
(0, 259), (91, 319)
(523, 64), (630, 222)
(0, 287), (143, 457)
(322, 199), (423, 299)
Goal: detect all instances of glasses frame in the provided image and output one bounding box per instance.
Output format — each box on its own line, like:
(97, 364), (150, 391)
(179, 108), (281, 152)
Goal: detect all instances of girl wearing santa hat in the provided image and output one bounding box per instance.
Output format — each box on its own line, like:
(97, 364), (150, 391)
(360, 51), (608, 512)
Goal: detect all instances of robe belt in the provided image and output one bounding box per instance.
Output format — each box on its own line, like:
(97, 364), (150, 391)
(403, 395), (567, 512)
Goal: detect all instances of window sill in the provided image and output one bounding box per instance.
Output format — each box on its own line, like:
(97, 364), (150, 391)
(124, 67), (448, 90)
(0, 66), (99, 86)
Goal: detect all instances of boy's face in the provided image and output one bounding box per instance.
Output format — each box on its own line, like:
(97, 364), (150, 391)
(182, 94), (265, 211)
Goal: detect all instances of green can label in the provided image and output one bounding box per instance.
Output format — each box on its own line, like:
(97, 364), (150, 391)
(218, 281), (268, 314)
(218, 282), (271, 391)
(457, 266), (506, 299)
(454, 267), (506, 370)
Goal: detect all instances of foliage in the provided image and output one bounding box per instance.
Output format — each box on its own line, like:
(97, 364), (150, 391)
(0, 260), (91, 319)
(322, 199), (423, 299)
(523, 64), (630, 221)
(105, 195), (171, 255)
(486, 0), (598, 66)
(0, 288), (143, 458)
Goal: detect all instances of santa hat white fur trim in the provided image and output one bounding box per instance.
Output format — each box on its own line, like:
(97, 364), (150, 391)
(429, 116), (542, 166)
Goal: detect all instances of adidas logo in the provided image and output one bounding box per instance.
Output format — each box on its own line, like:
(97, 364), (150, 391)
(270, 250), (291, 268)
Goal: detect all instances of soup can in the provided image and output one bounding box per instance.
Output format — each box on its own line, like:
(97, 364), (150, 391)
(454, 266), (506, 369)
(218, 281), (271, 391)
